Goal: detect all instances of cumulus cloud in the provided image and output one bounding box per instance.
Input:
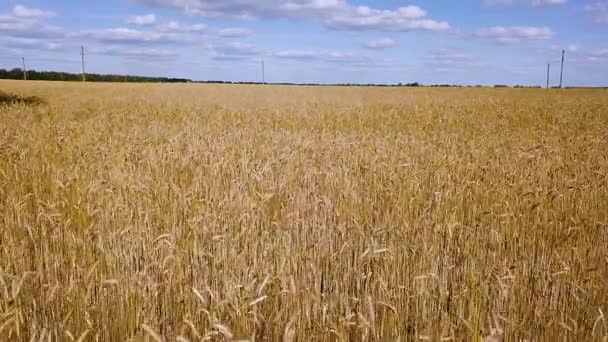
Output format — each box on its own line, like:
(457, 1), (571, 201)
(565, 44), (579, 52)
(428, 49), (475, 64)
(564, 47), (608, 63)
(325, 5), (450, 31)
(585, 2), (608, 24)
(12, 4), (56, 18)
(594, 48), (608, 56)
(127, 14), (157, 25)
(73, 19), (210, 49)
(74, 27), (193, 45)
(156, 21), (207, 32)
(127, 0), (346, 19)
(0, 7), (64, 52)
(273, 49), (372, 65)
(211, 42), (259, 60)
(0, 13), (64, 39)
(532, 0), (567, 5)
(128, 0), (450, 32)
(0, 36), (62, 51)
(218, 27), (253, 38)
(475, 26), (553, 43)
(363, 38), (397, 49)
(0, 14), (34, 32)
(425, 48), (479, 72)
(90, 45), (178, 61)
(587, 48), (608, 60)
(484, 0), (566, 6)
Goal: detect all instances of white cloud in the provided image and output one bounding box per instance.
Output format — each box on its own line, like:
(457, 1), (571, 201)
(157, 21), (207, 32)
(218, 27), (253, 37)
(74, 27), (193, 45)
(127, 14), (157, 25)
(273, 49), (371, 65)
(484, 0), (566, 6)
(0, 11), (64, 52)
(564, 47), (608, 63)
(0, 14), (33, 31)
(544, 45), (608, 64)
(475, 26), (553, 43)
(589, 48), (608, 58)
(532, 0), (567, 5)
(325, 5), (450, 32)
(584, 2), (608, 24)
(12, 5), (56, 18)
(0, 36), (62, 51)
(90, 45), (178, 61)
(425, 48), (481, 72)
(128, 0), (347, 19)
(211, 41), (259, 60)
(428, 49), (475, 63)
(565, 44), (579, 52)
(128, 0), (450, 32)
(548, 44), (579, 54)
(363, 38), (397, 49)
(274, 50), (329, 60)
(0, 14), (64, 39)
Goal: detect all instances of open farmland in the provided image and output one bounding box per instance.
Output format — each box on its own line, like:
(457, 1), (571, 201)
(0, 80), (607, 341)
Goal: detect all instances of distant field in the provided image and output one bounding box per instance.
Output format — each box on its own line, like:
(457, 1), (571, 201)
(1, 80), (607, 341)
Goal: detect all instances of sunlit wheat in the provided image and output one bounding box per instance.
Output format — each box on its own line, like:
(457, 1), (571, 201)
(0, 80), (607, 340)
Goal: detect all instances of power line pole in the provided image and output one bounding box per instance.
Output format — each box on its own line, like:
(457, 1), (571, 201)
(81, 46), (86, 82)
(559, 49), (565, 88)
(546, 63), (550, 89)
(261, 59), (265, 84)
(22, 57), (27, 81)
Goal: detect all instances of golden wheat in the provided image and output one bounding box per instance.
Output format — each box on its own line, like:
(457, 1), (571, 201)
(0, 80), (607, 341)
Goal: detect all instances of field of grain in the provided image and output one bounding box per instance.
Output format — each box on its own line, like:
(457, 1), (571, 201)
(1, 80), (607, 341)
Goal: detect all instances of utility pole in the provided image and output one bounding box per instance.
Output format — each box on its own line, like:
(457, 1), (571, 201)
(261, 60), (265, 84)
(546, 63), (550, 89)
(22, 57), (27, 81)
(559, 49), (565, 88)
(81, 46), (86, 82)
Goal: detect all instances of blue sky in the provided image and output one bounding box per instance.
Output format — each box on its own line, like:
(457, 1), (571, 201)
(0, 0), (606, 86)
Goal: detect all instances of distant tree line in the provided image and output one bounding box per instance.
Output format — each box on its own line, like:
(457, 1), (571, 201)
(0, 68), (426, 86)
(3, 67), (584, 88)
(194, 81), (422, 87)
(0, 68), (190, 83)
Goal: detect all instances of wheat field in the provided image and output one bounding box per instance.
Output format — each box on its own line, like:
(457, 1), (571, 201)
(0, 80), (607, 341)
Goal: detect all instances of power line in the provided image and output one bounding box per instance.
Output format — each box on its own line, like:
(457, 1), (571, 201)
(22, 57), (27, 81)
(559, 50), (565, 88)
(81, 45), (86, 82)
(546, 63), (550, 89)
